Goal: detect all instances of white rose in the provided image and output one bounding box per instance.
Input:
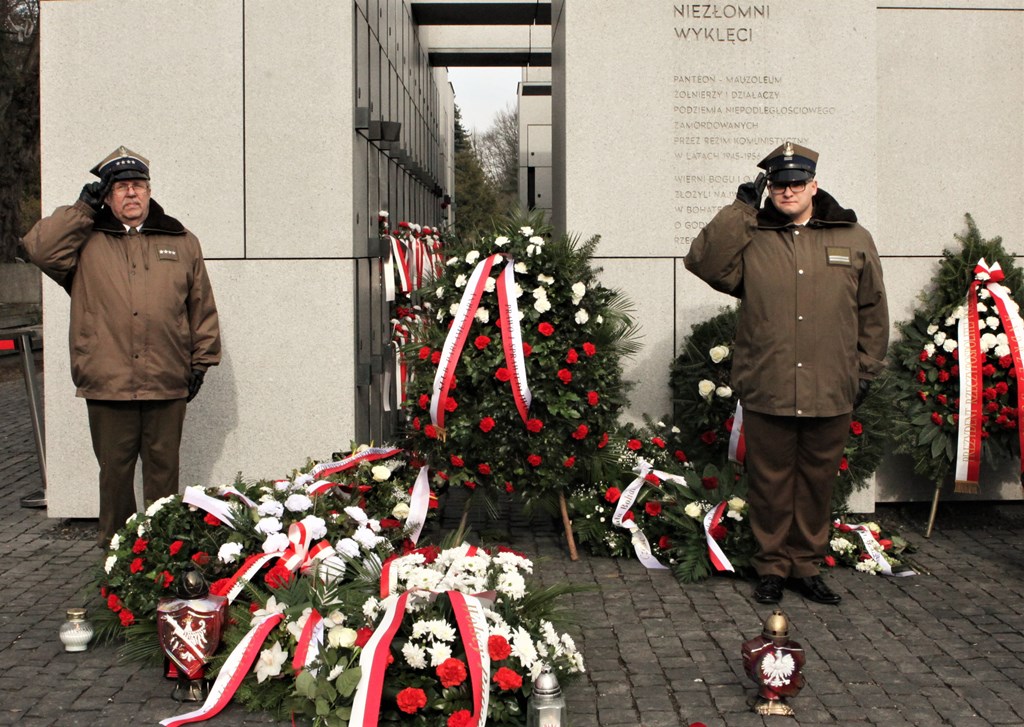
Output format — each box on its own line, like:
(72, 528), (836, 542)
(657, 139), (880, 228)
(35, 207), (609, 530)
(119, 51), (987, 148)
(371, 465), (391, 482)
(392, 502), (411, 519)
(684, 502), (703, 519)
(449, 303), (460, 316)
(575, 309), (589, 325)
(327, 626), (358, 649)
(709, 345), (730, 363)
(514, 262), (527, 274)
(697, 379), (716, 400)
(715, 385), (733, 398)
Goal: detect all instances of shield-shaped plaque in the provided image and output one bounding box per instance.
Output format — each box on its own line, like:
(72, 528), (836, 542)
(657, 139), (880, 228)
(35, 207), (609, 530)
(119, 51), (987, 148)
(157, 595), (227, 680)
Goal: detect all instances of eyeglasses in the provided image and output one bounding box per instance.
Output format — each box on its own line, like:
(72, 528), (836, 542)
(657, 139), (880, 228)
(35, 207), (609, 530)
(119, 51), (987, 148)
(768, 181), (809, 194)
(111, 181), (150, 195)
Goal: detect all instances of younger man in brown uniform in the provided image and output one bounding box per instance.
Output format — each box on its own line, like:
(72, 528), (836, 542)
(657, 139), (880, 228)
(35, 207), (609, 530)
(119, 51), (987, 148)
(23, 147), (221, 545)
(684, 142), (888, 604)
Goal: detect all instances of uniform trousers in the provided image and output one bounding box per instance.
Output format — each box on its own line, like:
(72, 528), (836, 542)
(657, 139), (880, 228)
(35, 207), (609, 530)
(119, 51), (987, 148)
(743, 409), (852, 578)
(86, 398), (187, 544)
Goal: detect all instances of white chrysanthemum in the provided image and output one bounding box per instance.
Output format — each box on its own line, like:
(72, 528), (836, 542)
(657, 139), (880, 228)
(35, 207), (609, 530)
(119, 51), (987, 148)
(362, 597), (381, 621)
(520, 226), (534, 236)
(258, 499), (284, 518)
(371, 465), (391, 482)
(300, 515), (328, 540)
(709, 345), (730, 363)
(855, 559), (881, 574)
(256, 517), (283, 535)
(145, 495), (175, 517)
(403, 642), (428, 669)
(684, 502), (703, 519)
(465, 250), (481, 264)
(284, 493), (313, 512)
(493, 551), (533, 573)
(109, 533), (121, 550)
(475, 307), (490, 323)
(534, 297), (552, 314)
(104, 555), (117, 573)
(428, 642), (453, 666)
(575, 309), (589, 325)
(262, 532), (290, 554)
(414, 619), (457, 642)
(926, 324), (938, 335)
(933, 331), (947, 345)
(829, 537), (856, 553)
(981, 332), (998, 352)
(511, 628), (539, 669)
(218, 541), (245, 563)
(716, 385), (733, 398)
(497, 570), (527, 600)
(455, 274), (468, 288)
(494, 235), (511, 247)
(698, 379), (715, 400)
(255, 641), (288, 683)
(137, 522), (148, 537)
(404, 565), (444, 591)
(541, 620), (561, 648)
(942, 338), (957, 353)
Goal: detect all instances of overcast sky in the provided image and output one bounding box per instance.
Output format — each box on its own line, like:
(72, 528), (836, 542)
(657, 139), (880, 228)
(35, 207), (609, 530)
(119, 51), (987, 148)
(447, 67), (522, 134)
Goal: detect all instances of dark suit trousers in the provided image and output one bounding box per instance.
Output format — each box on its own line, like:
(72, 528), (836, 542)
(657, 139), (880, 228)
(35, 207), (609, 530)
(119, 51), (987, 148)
(87, 398), (187, 543)
(743, 409), (852, 578)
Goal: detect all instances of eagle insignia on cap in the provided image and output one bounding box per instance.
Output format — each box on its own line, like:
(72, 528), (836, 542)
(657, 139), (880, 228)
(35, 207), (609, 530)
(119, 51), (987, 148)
(783, 141), (795, 158)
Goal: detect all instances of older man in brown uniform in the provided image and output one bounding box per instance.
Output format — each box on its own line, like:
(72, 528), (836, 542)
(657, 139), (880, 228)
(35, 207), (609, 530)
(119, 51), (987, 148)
(684, 142), (888, 605)
(23, 147), (221, 545)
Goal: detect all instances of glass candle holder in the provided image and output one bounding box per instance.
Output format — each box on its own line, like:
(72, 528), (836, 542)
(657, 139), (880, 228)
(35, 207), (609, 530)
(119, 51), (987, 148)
(59, 608), (94, 652)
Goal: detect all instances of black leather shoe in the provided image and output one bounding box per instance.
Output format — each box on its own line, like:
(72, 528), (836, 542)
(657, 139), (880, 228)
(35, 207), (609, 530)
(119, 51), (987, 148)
(753, 575), (785, 604)
(792, 575), (841, 605)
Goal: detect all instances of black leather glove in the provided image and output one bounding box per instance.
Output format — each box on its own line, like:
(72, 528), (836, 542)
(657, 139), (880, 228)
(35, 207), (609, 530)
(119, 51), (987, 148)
(853, 379), (871, 409)
(187, 369), (205, 403)
(735, 172), (767, 209)
(79, 181), (109, 212)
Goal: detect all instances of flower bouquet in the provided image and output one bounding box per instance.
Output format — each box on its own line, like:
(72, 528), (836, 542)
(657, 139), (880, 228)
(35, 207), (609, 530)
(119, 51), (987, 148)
(206, 543), (585, 727)
(670, 306), (893, 510)
(826, 519), (915, 576)
(886, 215), (1024, 492)
(400, 213), (638, 531)
(93, 445), (436, 653)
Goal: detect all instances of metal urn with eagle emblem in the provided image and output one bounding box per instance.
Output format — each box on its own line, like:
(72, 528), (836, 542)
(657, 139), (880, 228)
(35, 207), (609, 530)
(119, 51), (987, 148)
(741, 609), (806, 716)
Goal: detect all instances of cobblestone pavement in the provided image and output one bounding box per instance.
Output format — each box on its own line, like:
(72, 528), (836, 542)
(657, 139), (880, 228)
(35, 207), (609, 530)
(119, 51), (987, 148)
(2, 365), (1024, 726)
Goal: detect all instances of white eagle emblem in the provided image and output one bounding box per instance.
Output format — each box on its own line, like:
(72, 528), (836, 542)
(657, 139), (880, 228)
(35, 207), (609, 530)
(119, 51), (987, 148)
(760, 650), (796, 688)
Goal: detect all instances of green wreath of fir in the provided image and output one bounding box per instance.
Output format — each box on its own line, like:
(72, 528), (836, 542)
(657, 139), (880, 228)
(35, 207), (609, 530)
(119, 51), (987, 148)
(669, 306), (892, 511)
(884, 215), (1023, 487)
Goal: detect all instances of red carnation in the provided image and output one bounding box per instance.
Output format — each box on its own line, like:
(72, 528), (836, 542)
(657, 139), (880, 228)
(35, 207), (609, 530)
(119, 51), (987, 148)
(418, 394), (429, 410)
(505, 482), (515, 493)
(527, 454), (542, 467)
(571, 424), (589, 440)
(132, 538), (148, 554)
(444, 397), (458, 413)
(209, 578), (233, 597)
(495, 367), (512, 382)
(937, 394), (948, 406)
(582, 342), (596, 356)
(538, 322), (555, 337)
(412, 417), (421, 430)
(119, 609), (135, 627)
(355, 627), (373, 648)
(674, 449), (688, 462)
(931, 412), (943, 426)
(724, 416), (734, 432)
(651, 437), (666, 449)
(488, 634), (512, 661)
(191, 551), (210, 566)
(204, 514), (221, 527)
(850, 421), (863, 435)
(916, 370), (927, 383)
(396, 687), (428, 714)
(157, 570), (173, 589)
(644, 473), (661, 486)
(938, 370), (950, 382)
(983, 363), (997, 377)
(622, 510), (635, 522)
(645, 501), (662, 517)
(919, 350), (928, 362)
(424, 424), (438, 439)
(493, 667), (523, 691)
(436, 658), (468, 688)
(598, 432), (609, 448)
(563, 456), (576, 467)
(824, 555), (837, 567)
(107, 593), (123, 613)
(130, 557), (144, 574)
(557, 368), (573, 384)
(526, 418), (544, 433)
(478, 463), (492, 475)
(169, 540), (184, 556)
(996, 381), (1009, 395)
(604, 487), (622, 503)
(935, 354), (947, 367)
(700, 430), (717, 445)
(839, 457), (849, 471)
(999, 354), (1014, 369)
(702, 476), (719, 490)
(566, 348), (579, 364)
(523, 342), (533, 356)
(448, 711), (474, 727)
(450, 455), (464, 467)
(658, 535), (671, 549)
(464, 480), (477, 490)
(431, 350), (442, 365)
(264, 562), (292, 589)
(709, 524), (727, 540)
(627, 439), (642, 451)
(474, 335), (491, 350)
(418, 345), (431, 360)
(479, 417), (495, 432)
(587, 391), (599, 406)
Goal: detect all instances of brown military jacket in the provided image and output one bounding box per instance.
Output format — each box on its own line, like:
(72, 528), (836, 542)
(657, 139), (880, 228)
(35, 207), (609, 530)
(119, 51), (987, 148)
(684, 190), (888, 418)
(23, 199), (221, 401)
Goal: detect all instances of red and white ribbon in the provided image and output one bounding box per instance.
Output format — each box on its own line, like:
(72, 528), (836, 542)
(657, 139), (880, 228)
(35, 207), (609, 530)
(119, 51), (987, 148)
(407, 465), (431, 545)
(728, 401), (746, 465)
(430, 254), (503, 429)
(349, 591), (413, 727)
(307, 447), (403, 483)
(612, 461), (669, 570)
(447, 591), (492, 725)
(159, 612), (285, 727)
(845, 523), (916, 577)
(496, 260), (532, 423)
(182, 486), (238, 527)
(292, 609), (325, 675)
(389, 234), (410, 297)
(703, 500), (735, 572)
(955, 259), (1024, 491)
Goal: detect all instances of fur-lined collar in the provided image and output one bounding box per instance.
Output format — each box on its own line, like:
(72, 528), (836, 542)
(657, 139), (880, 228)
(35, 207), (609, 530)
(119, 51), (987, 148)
(757, 188), (858, 229)
(93, 199), (185, 236)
